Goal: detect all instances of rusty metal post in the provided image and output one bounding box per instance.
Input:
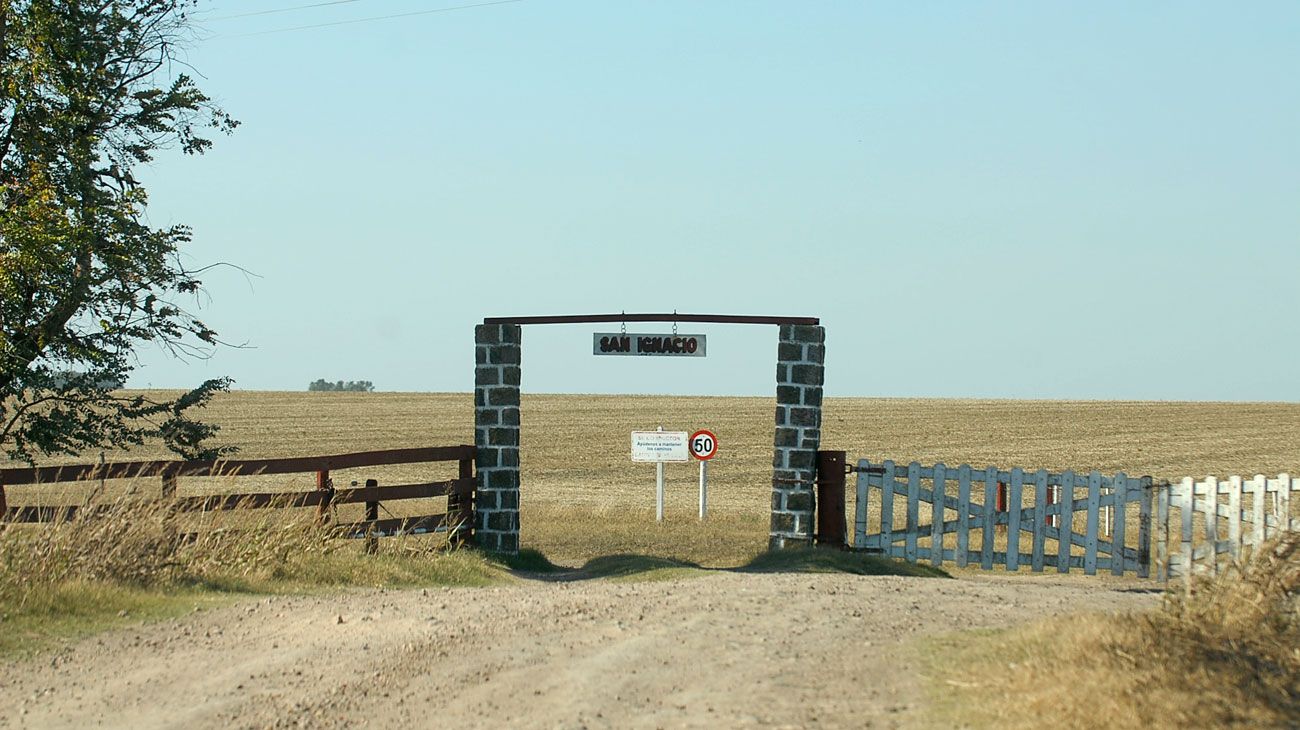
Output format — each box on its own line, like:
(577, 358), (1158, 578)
(996, 480), (1008, 532)
(315, 469), (332, 525)
(815, 450), (847, 548)
(364, 478), (379, 555)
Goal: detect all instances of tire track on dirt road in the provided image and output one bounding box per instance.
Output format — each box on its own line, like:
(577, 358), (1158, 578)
(0, 572), (1157, 729)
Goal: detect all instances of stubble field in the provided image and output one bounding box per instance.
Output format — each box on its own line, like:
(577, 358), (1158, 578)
(15, 391), (1296, 568)
(4, 392), (1298, 728)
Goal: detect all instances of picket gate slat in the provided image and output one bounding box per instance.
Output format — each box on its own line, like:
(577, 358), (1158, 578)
(1178, 478), (1194, 583)
(1007, 468), (1023, 572)
(1203, 476), (1219, 574)
(1057, 470), (1074, 574)
(1084, 471), (1101, 575)
(982, 466), (997, 571)
(880, 461), (895, 552)
(1110, 473), (1127, 576)
(1251, 475), (1266, 547)
(1156, 479), (1170, 581)
(905, 463), (920, 563)
(854, 460), (871, 548)
(1279, 474), (1292, 533)
(931, 463), (946, 568)
(957, 465), (971, 568)
(1032, 470), (1048, 572)
(1227, 475), (1242, 563)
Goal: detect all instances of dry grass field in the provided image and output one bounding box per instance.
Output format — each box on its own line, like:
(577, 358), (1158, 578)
(9, 391), (1297, 568)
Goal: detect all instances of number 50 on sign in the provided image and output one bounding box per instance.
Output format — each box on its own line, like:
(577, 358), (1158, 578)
(689, 430), (718, 461)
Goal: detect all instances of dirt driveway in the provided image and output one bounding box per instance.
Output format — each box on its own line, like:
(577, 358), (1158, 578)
(0, 571), (1158, 729)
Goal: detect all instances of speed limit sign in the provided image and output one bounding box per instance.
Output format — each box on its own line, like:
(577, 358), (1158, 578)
(689, 430), (718, 461)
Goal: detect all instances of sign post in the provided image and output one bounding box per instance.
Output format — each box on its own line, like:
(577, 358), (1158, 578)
(657, 460), (664, 521)
(689, 430), (718, 521)
(631, 428), (689, 521)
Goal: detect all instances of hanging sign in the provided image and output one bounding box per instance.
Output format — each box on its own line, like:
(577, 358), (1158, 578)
(631, 431), (690, 462)
(594, 333), (706, 357)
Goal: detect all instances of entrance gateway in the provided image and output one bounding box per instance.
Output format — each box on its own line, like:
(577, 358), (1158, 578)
(473, 313), (825, 554)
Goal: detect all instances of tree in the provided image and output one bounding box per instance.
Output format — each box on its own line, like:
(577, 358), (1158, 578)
(0, 0), (238, 464)
(308, 380), (375, 393)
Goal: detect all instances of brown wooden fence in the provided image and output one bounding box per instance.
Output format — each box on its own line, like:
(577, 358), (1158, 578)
(0, 446), (476, 547)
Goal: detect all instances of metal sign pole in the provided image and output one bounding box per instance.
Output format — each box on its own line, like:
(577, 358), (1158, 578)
(655, 425), (664, 521)
(699, 460), (708, 521)
(656, 461), (665, 522)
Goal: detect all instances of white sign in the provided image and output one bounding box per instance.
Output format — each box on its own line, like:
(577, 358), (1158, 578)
(631, 431), (689, 462)
(594, 333), (706, 357)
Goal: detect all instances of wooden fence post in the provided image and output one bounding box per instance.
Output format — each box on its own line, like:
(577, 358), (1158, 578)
(162, 465), (178, 498)
(316, 469), (332, 525)
(450, 456), (474, 547)
(364, 478), (379, 555)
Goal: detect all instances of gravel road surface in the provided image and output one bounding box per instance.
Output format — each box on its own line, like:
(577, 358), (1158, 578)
(0, 571), (1158, 729)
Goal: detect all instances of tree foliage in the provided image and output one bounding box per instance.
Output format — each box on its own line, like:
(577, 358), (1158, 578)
(308, 380), (375, 393)
(0, 0), (238, 463)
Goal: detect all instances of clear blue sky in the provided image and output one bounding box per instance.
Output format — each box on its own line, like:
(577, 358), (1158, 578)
(133, 1), (1300, 400)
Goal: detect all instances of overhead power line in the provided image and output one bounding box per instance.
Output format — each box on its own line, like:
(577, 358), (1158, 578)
(210, 0), (372, 22)
(220, 0), (524, 38)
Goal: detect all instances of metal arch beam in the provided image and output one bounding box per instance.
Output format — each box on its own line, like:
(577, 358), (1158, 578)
(482, 313), (819, 326)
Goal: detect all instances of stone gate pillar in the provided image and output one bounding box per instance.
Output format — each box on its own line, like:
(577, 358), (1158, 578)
(769, 324), (825, 549)
(474, 323), (521, 553)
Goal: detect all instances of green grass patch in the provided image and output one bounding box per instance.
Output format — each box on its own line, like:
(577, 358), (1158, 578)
(0, 582), (233, 657)
(742, 547), (951, 578)
(0, 543), (513, 657)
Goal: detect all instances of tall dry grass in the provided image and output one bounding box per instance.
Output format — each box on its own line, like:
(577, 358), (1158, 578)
(928, 533), (1300, 728)
(0, 488), (504, 652)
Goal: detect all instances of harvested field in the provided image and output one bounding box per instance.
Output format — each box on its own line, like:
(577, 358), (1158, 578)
(9, 392), (1297, 567)
(2, 392), (1296, 728)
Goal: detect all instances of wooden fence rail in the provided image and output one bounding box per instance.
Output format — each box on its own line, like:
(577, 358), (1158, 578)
(853, 459), (1153, 577)
(0, 446), (476, 547)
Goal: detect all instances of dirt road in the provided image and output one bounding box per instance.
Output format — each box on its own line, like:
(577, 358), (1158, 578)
(0, 571), (1158, 729)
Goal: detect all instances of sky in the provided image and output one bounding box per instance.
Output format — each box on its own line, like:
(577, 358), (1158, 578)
(132, 1), (1300, 400)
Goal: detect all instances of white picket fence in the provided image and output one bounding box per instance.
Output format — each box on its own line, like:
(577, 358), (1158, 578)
(852, 460), (1152, 577)
(1156, 474), (1298, 582)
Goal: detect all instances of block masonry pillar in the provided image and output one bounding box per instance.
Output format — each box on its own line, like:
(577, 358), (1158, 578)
(770, 324), (825, 549)
(474, 323), (521, 553)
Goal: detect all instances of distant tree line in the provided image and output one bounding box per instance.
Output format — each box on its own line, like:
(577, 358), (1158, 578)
(48, 371), (126, 390)
(308, 380), (375, 392)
